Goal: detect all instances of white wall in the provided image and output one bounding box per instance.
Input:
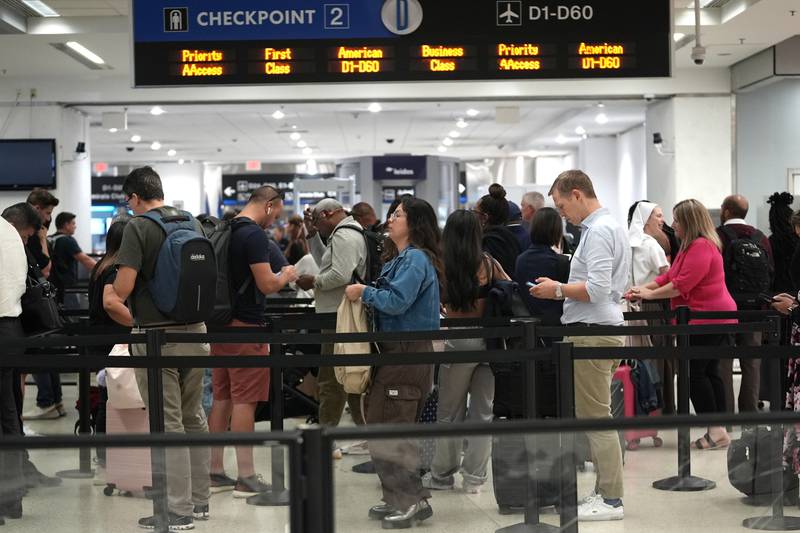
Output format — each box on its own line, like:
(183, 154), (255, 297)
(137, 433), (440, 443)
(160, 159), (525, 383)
(616, 125), (648, 221)
(0, 105), (91, 250)
(578, 137), (625, 224)
(645, 99), (676, 213)
(737, 80), (800, 229)
(150, 162), (205, 215)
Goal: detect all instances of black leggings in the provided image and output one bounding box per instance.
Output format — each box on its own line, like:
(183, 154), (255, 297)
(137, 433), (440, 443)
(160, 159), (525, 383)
(689, 334), (730, 415)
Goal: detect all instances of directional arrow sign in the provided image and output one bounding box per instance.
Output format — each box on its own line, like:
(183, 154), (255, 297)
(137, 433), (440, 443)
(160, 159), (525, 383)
(224, 186), (236, 196)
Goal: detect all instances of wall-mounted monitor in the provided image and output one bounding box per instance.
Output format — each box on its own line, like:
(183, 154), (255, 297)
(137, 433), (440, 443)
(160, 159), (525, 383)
(0, 139), (57, 190)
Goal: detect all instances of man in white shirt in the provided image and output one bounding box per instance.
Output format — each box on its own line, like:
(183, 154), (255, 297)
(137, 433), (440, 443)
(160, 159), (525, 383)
(0, 202), (40, 520)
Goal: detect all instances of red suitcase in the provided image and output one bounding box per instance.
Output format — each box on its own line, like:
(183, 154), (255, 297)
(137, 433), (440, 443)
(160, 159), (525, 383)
(103, 403), (153, 497)
(613, 364), (663, 451)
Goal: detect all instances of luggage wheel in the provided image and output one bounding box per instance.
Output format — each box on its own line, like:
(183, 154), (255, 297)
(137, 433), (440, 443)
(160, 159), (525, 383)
(653, 437), (664, 447)
(103, 485), (115, 496)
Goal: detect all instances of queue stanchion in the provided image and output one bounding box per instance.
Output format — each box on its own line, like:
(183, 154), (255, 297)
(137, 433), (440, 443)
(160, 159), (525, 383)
(653, 306), (716, 492)
(56, 365), (95, 479)
(744, 315), (800, 530)
(497, 319), (559, 533)
(556, 341), (578, 533)
(247, 341), (290, 507)
(145, 329), (170, 533)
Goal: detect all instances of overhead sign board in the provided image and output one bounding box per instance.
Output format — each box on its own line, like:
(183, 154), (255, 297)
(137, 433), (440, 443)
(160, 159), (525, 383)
(131, 0), (671, 86)
(373, 156), (427, 181)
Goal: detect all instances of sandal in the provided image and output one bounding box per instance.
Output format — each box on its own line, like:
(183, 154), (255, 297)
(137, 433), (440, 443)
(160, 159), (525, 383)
(692, 433), (729, 450)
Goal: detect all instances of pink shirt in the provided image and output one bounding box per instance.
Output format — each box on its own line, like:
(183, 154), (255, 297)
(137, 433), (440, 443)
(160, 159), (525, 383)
(654, 237), (737, 325)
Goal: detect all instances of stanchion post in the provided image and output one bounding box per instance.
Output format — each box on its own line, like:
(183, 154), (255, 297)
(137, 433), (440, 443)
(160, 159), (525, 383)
(56, 365), (95, 479)
(299, 426), (323, 533)
(146, 329), (169, 533)
(248, 342), (290, 507)
(497, 319), (558, 533)
(653, 306), (716, 492)
(743, 315), (800, 530)
(556, 341), (578, 533)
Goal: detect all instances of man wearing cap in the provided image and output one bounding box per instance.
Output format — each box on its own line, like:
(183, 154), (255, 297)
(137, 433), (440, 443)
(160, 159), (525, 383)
(297, 199), (368, 450)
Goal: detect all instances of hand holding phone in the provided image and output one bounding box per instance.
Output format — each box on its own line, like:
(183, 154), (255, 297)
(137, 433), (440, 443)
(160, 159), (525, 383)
(526, 281), (537, 288)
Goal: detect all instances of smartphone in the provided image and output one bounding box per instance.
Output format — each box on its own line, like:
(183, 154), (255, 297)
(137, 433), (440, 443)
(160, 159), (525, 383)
(757, 292), (777, 305)
(526, 281), (537, 288)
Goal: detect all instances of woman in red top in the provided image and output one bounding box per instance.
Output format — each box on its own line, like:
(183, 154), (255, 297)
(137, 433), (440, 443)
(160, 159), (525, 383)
(627, 199), (736, 450)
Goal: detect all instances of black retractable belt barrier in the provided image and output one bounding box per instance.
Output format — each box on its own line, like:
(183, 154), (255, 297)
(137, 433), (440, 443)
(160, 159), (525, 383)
(653, 306), (716, 492)
(146, 329), (170, 533)
(497, 319), (559, 533)
(743, 314), (800, 531)
(248, 341), (290, 507)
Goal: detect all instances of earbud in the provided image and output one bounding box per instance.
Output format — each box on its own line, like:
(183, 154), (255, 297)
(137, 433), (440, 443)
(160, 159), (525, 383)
(268, 206), (272, 215)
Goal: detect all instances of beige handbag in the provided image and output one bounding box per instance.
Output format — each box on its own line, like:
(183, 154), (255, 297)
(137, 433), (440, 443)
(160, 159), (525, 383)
(333, 296), (372, 394)
(106, 344), (146, 409)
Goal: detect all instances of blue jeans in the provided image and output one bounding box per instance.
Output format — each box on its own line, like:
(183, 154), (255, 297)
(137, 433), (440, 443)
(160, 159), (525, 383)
(33, 372), (62, 408)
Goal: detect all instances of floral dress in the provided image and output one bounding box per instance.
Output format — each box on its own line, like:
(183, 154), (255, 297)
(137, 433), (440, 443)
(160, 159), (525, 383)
(784, 317), (800, 473)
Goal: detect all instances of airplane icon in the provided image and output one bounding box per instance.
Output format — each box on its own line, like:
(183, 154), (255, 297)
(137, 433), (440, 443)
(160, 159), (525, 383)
(496, 1), (521, 26)
(499, 4), (518, 23)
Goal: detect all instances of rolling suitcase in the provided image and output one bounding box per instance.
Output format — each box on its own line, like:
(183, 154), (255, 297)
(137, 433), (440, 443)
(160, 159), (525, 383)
(103, 403), (153, 497)
(613, 364), (662, 451)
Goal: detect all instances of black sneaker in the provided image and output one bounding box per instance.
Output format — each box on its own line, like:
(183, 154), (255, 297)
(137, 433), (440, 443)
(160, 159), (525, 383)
(192, 504), (209, 521)
(138, 512), (194, 531)
(232, 475), (271, 499)
(209, 472), (236, 494)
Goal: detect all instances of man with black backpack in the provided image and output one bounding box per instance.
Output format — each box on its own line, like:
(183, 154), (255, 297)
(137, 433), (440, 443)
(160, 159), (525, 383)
(717, 194), (774, 414)
(113, 166), (215, 530)
(296, 199), (368, 448)
(205, 186), (298, 498)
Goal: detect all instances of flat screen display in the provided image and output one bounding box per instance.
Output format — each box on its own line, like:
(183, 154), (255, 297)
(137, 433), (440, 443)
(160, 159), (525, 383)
(0, 139), (57, 190)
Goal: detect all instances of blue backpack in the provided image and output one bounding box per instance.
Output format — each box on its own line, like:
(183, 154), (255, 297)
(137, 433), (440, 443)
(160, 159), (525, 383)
(140, 209), (217, 324)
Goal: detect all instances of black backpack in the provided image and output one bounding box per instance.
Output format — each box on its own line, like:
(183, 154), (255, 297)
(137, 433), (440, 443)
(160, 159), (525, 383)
(197, 215), (255, 326)
(331, 225), (384, 285)
(721, 226), (771, 304)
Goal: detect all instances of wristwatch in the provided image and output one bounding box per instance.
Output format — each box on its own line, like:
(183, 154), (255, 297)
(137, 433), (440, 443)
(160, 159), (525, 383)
(555, 282), (564, 300)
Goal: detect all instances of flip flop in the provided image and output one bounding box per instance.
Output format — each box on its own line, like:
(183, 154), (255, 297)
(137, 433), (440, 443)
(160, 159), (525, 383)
(692, 433), (729, 450)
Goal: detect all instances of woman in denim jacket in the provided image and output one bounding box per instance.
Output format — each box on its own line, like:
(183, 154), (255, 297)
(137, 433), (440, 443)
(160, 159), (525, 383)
(345, 196), (442, 529)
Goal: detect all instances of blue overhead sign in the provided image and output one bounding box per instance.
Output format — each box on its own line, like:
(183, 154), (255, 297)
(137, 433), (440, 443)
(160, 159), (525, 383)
(135, 1), (394, 42)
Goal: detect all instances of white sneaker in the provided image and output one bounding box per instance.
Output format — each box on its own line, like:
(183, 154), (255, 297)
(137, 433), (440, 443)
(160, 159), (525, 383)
(421, 472), (454, 491)
(578, 494), (624, 522)
(23, 405), (59, 420)
(341, 441), (370, 456)
(462, 480), (482, 494)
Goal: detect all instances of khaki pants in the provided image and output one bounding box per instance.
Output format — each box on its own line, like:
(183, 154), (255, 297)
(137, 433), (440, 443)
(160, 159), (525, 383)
(132, 323), (211, 517)
(318, 336), (365, 426)
(565, 335), (625, 500)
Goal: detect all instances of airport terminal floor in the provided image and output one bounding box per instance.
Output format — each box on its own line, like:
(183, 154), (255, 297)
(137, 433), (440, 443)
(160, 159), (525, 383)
(13, 373), (784, 533)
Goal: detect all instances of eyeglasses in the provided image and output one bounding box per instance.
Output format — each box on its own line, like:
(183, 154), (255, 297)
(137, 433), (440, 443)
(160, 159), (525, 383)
(389, 211), (406, 220)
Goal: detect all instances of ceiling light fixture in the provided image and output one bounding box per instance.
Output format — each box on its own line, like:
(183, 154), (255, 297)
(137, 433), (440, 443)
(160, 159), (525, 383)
(130, 134), (141, 143)
(437, 146), (447, 153)
(443, 137), (454, 146)
(466, 108), (480, 117)
(150, 141), (161, 150)
(306, 159), (319, 175)
(456, 119), (468, 129)
(596, 102), (605, 108)
(108, 128), (117, 133)
(23, 0), (59, 17)
(297, 140), (307, 148)
(368, 102), (382, 113)
(65, 41), (105, 64)
(271, 109), (285, 120)
(167, 149), (177, 157)
(673, 32), (686, 42)
(178, 159), (185, 165)
(595, 113), (609, 124)
(302, 147), (313, 155)
(575, 126), (586, 135)
(290, 132), (302, 141)
(556, 134), (568, 145)
(150, 106), (166, 116)
(448, 130), (460, 138)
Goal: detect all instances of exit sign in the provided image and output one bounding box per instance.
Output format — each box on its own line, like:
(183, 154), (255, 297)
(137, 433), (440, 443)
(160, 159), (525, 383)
(245, 160), (262, 171)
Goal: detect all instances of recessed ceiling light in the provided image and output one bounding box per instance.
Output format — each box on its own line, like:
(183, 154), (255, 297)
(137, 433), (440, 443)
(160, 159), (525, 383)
(302, 147), (313, 155)
(150, 106), (165, 116)
(150, 141), (161, 150)
(23, 0), (59, 17)
(596, 102), (605, 108)
(595, 113), (609, 124)
(575, 126), (586, 135)
(271, 109), (285, 120)
(673, 32), (686, 42)
(108, 128), (118, 133)
(556, 134), (568, 145)
(448, 130), (460, 138)
(466, 109), (480, 117)
(130, 134), (141, 143)
(65, 41), (104, 64)
(437, 146), (447, 153)
(581, 134), (588, 140)
(443, 137), (454, 146)
(167, 149), (177, 157)
(456, 119), (468, 129)
(306, 159), (319, 175)
(368, 102), (382, 113)
(178, 159), (185, 165)
(290, 132), (302, 141)
(297, 140), (307, 148)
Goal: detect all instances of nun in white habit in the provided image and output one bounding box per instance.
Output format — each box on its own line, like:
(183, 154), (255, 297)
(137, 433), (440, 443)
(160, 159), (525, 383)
(628, 201), (670, 286)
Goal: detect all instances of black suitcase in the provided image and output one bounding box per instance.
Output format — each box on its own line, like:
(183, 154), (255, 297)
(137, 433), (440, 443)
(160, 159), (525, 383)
(491, 424), (562, 514)
(728, 427), (799, 505)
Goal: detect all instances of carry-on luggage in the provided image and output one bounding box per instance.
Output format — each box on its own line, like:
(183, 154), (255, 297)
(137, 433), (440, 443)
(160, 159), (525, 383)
(728, 427), (799, 505)
(613, 364), (663, 451)
(103, 403), (152, 497)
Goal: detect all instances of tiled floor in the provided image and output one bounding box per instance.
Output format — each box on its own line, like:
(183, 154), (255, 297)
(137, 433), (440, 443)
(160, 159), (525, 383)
(13, 375), (792, 533)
